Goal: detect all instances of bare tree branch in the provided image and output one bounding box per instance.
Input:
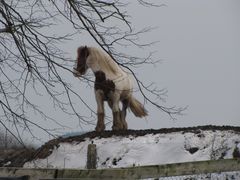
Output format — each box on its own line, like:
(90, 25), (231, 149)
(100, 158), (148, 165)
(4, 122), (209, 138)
(0, 0), (184, 144)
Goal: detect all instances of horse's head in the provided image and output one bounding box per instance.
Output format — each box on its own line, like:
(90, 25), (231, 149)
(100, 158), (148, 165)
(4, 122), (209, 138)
(73, 46), (89, 77)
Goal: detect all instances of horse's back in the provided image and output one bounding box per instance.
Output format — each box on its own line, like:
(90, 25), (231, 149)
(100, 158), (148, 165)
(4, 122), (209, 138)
(89, 47), (133, 97)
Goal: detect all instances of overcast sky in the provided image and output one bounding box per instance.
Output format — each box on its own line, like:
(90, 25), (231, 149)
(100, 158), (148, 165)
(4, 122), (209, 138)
(124, 0), (240, 129)
(20, 0), (240, 143)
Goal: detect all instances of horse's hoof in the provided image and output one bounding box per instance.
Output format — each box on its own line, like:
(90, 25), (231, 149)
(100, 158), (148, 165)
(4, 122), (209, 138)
(112, 124), (124, 131)
(122, 122), (128, 130)
(95, 125), (105, 132)
(95, 128), (104, 132)
(112, 126), (120, 131)
(122, 126), (128, 130)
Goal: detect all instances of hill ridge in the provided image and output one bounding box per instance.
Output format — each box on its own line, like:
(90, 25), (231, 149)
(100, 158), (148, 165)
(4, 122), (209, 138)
(34, 125), (240, 160)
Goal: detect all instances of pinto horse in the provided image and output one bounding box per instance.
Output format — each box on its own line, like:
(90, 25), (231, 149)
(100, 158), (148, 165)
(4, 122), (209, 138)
(73, 46), (147, 131)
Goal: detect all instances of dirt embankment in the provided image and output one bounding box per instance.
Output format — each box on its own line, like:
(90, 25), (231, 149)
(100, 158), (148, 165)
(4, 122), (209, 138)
(1, 125), (240, 167)
(0, 148), (35, 167)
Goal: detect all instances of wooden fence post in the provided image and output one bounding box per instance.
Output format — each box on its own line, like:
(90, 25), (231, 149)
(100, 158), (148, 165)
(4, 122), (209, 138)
(87, 143), (97, 169)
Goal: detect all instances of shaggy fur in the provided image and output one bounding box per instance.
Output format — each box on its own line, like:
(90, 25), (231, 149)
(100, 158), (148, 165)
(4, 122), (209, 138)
(74, 46), (148, 131)
(94, 71), (115, 100)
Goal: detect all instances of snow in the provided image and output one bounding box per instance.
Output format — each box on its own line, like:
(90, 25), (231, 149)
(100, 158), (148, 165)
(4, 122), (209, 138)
(3, 161), (11, 166)
(24, 130), (240, 169)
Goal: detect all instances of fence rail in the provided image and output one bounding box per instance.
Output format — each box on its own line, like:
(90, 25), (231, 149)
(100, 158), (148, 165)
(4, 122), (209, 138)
(0, 159), (240, 180)
(0, 176), (29, 180)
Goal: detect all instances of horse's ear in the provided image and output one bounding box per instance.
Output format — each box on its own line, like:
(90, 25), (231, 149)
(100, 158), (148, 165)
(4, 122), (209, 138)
(84, 46), (89, 57)
(77, 46), (89, 58)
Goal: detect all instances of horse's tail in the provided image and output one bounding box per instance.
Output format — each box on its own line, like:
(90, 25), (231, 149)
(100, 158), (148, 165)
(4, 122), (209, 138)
(129, 96), (148, 118)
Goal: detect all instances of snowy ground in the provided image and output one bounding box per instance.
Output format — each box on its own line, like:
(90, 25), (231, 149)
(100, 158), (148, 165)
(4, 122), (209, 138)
(24, 129), (240, 169)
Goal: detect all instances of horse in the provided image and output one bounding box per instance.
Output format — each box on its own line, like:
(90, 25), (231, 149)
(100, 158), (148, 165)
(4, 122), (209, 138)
(73, 46), (147, 131)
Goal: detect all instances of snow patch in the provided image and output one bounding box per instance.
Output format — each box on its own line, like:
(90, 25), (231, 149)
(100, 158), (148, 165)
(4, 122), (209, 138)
(24, 130), (240, 169)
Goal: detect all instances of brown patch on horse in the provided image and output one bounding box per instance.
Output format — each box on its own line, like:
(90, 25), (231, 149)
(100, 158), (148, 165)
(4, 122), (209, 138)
(75, 46), (89, 74)
(94, 71), (115, 100)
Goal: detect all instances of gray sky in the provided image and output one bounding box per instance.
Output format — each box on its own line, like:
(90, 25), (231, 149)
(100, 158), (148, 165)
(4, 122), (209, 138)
(126, 0), (240, 129)
(21, 0), (240, 143)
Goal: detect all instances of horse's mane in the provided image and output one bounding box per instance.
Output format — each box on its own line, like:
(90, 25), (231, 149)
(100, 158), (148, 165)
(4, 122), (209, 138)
(89, 47), (121, 75)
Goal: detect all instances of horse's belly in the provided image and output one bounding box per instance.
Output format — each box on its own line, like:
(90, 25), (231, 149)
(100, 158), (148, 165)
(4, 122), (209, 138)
(115, 79), (132, 99)
(106, 72), (133, 98)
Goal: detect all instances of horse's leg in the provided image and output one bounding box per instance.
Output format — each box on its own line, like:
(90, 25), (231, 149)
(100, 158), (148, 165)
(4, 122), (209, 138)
(95, 90), (105, 132)
(108, 99), (127, 130)
(121, 99), (128, 130)
(111, 93), (123, 131)
(107, 99), (113, 109)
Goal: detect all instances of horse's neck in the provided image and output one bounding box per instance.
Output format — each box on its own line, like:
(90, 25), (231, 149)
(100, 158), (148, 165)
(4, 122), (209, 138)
(87, 48), (125, 80)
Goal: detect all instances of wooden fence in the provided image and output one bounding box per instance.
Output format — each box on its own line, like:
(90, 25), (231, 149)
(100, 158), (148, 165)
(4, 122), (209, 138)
(0, 159), (240, 180)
